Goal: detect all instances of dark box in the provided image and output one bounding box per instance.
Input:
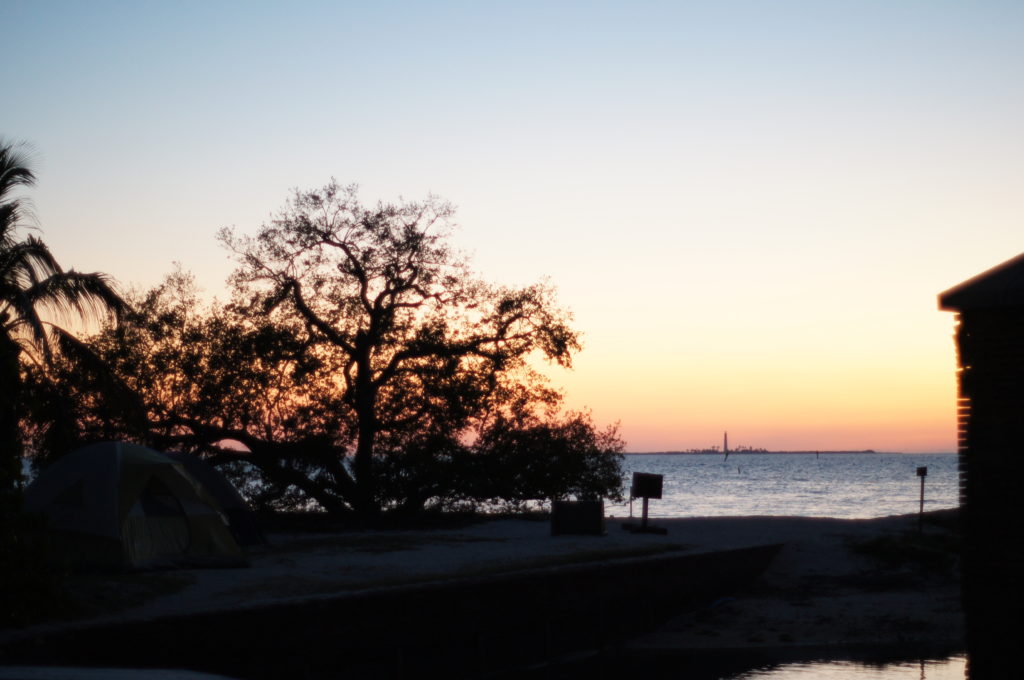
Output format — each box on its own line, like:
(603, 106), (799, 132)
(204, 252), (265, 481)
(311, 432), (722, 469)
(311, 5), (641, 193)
(550, 500), (606, 536)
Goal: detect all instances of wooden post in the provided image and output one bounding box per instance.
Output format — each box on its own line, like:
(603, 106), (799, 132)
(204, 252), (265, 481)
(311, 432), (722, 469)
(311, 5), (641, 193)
(917, 466), (928, 532)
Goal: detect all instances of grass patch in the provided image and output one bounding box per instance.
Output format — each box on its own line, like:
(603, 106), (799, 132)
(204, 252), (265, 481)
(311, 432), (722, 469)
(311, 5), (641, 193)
(848, 531), (960, 572)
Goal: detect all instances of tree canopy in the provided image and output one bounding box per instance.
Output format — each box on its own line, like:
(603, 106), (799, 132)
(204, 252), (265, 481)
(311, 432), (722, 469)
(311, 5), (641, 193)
(27, 182), (624, 516)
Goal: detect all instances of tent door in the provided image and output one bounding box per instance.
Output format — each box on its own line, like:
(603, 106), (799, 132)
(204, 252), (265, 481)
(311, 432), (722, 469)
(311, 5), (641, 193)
(123, 476), (191, 565)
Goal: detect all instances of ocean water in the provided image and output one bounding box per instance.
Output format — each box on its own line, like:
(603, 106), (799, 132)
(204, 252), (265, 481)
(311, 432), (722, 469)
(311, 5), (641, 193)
(614, 452), (959, 519)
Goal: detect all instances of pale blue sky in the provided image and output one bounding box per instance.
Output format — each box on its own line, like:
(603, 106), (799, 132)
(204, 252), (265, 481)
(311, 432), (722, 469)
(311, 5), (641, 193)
(4, 1), (1023, 451)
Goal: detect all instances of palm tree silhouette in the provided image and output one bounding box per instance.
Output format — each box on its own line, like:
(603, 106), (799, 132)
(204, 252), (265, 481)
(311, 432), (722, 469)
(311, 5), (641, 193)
(1, 139), (126, 506)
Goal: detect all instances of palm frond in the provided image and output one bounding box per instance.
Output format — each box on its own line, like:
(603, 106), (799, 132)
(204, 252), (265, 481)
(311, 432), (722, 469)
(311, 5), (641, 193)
(0, 139), (37, 204)
(1, 139), (39, 256)
(0, 204), (22, 246)
(22, 270), (127, 328)
(0, 288), (49, 352)
(0, 234), (63, 287)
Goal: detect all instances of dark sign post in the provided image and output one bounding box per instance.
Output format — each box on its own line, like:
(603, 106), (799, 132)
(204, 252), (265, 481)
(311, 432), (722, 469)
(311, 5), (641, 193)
(623, 472), (667, 535)
(916, 466), (928, 532)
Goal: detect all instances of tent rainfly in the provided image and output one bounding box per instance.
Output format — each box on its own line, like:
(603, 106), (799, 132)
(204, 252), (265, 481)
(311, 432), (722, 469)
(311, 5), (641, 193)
(164, 451), (266, 546)
(23, 441), (246, 569)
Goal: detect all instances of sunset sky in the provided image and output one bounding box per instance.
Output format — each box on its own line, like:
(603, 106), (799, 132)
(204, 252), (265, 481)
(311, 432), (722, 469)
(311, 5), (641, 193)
(4, 1), (1023, 453)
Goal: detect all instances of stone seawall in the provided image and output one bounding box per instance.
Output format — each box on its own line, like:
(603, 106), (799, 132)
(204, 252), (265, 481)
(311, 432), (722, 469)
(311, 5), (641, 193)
(2, 544), (782, 679)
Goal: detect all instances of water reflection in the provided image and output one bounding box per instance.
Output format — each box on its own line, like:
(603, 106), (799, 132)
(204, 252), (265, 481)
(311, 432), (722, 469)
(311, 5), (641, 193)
(735, 655), (966, 679)
(524, 648), (966, 680)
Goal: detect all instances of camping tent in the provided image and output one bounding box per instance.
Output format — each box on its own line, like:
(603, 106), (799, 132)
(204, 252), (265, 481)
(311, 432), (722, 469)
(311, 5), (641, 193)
(23, 441), (245, 569)
(164, 451), (266, 546)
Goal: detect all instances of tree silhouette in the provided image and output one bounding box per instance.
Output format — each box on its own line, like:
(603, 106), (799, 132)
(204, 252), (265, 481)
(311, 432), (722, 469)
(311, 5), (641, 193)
(25, 183), (623, 516)
(0, 139), (125, 508)
(36, 270), (359, 512)
(218, 181), (592, 516)
(34, 265), (622, 515)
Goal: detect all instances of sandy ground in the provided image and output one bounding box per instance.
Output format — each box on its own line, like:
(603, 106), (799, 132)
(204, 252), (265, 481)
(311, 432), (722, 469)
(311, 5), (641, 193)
(1, 511), (963, 654)
(628, 513), (963, 652)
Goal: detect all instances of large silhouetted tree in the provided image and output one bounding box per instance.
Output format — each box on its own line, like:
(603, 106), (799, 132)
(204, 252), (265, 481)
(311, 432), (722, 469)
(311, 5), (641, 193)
(31, 183), (623, 516)
(219, 181), (599, 515)
(0, 140), (125, 509)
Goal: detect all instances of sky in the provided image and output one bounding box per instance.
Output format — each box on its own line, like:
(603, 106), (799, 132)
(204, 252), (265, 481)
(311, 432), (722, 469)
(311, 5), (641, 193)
(4, 0), (1023, 453)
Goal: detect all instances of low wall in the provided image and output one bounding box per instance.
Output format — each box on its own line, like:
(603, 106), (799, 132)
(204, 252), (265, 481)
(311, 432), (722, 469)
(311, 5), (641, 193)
(2, 543), (783, 679)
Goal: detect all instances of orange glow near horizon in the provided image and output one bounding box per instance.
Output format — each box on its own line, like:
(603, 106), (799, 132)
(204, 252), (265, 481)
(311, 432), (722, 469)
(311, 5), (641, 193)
(547, 309), (961, 453)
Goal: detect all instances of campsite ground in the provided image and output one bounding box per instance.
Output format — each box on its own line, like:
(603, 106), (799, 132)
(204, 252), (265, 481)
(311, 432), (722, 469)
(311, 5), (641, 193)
(2, 509), (963, 659)
(629, 510), (962, 653)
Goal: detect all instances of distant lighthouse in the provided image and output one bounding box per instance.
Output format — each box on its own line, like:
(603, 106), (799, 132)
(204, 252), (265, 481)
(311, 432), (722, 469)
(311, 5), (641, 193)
(724, 431), (729, 454)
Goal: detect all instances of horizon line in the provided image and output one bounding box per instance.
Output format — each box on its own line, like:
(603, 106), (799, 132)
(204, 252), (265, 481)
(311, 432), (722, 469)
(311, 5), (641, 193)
(625, 449), (957, 455)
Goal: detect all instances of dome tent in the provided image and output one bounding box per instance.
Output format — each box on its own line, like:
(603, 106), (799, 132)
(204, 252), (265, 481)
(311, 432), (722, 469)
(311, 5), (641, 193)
(163, 451), (266, 546)
(24, 441), (245, 569)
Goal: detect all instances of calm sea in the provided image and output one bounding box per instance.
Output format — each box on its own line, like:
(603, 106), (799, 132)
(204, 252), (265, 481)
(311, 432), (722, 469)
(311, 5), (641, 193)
(615, 452), (959, 519)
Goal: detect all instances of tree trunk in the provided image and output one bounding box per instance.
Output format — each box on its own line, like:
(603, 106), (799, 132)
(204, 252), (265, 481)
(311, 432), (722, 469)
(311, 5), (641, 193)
(351, 338), (380, 517)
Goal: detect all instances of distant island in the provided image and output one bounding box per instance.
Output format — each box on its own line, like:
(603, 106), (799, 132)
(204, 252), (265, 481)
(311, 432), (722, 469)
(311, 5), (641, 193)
(627, 449), (879, 455)
(628, 432), (880, 456)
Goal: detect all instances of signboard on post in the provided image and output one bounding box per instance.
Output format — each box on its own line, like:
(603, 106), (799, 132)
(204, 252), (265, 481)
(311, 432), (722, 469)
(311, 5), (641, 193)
(625, 472), (667, 535)
(631, 472), (663, 499)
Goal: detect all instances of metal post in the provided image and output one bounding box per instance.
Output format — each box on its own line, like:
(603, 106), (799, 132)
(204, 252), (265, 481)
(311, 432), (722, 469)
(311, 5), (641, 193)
(916, 466), (928, 532)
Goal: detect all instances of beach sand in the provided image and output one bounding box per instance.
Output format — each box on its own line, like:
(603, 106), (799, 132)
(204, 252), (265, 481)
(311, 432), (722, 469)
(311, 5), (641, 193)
(628, 512), (962, 653)
(1, 510), (962, 658)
